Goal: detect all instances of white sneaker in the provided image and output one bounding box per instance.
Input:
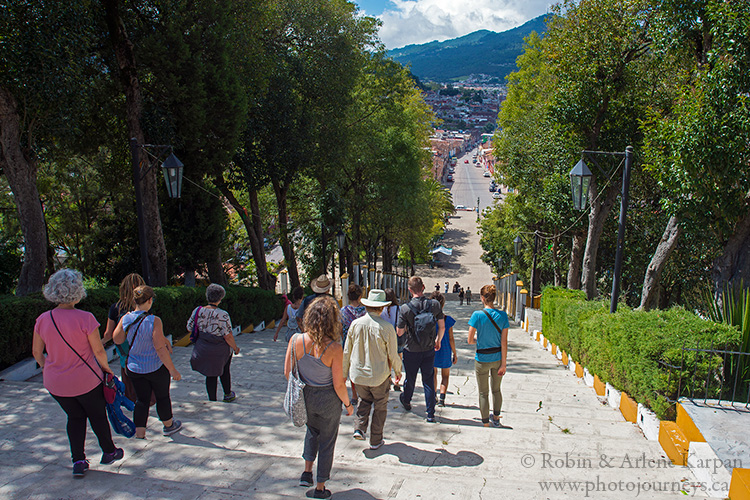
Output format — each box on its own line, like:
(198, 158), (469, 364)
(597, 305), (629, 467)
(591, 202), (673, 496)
(370, 440), (385, 450)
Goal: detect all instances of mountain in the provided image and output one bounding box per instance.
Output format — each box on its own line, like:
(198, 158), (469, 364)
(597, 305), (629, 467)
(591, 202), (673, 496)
(388, 15), (549, 82)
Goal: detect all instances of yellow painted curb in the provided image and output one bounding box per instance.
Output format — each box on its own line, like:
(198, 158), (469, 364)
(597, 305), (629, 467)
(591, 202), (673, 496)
(676, 402), (706, 443)
(658, 421), (689, 466)
(561, 351), (568, 365)
(543, 337), (548, 348)
(730, 468), (750, 500)
(619, 392), (638, 423)
(174, 334), (191, 347)
(574, 362), (583, 378)
(241, 323), (255, 334)
(593, 375), (606, 396)
(266, 320), (275, 330)
(535, 331), (542, 341)
(550, 343), (557, 355)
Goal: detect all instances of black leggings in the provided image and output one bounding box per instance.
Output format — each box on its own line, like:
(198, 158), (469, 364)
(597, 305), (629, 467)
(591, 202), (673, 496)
(206, 356), (232, 401)
(127, 365), (173, 427)
(51, 384), (116, 463)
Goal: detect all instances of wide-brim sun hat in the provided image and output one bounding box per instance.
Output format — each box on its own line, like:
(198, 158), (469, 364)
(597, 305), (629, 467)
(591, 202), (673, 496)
(310, 274), (332, 293)
(360, 289), (391, 307)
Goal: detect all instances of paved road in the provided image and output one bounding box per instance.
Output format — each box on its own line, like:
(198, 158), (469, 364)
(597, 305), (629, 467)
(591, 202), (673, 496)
(415, 148), (500, 294)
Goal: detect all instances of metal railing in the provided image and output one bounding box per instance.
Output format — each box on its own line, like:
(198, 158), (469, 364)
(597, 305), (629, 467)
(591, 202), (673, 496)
(660, 341), (750, 409)
(495, 273), (519, 320)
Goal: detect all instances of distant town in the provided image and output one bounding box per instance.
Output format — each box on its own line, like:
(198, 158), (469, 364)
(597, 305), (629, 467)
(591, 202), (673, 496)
(422, 75), (505, 182)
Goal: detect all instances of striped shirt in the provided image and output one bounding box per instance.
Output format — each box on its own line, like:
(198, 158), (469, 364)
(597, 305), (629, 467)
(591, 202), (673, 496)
(122, 311), (162, 374)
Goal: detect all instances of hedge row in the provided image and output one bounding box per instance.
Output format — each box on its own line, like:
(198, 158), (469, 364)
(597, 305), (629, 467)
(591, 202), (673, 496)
(0, 285), (285, 370)
(541, 286), (741, 419)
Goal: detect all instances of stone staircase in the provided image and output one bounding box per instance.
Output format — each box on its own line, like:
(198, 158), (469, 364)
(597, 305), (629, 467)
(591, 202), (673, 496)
(0, 301), (720, 499)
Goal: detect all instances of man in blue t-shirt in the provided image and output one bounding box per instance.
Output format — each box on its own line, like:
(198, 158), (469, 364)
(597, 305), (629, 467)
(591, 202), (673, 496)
(468, 285), (509, 427)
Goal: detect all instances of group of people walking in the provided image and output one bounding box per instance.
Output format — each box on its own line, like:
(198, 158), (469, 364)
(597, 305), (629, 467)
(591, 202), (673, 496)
(32, 268), (508, 498)
(33, 269), (241, 478)
(283, 274), (509, 498)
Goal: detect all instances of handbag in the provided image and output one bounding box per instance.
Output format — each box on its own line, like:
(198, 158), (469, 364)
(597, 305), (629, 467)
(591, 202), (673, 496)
(476, 309), (504, 355)
(49, 311), (117, 404)
(283, 334), (307, 427)
(189, 306), (202, 343)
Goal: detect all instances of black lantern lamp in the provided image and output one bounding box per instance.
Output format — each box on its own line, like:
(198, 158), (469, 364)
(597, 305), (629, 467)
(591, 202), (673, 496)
(161, 153), (184, 199)
(335, 230), (346, 250)
(569, 159), (593, 211)
(513, 236), (522, 256)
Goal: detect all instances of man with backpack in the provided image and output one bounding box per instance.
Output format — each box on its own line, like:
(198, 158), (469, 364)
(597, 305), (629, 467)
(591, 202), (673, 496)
(397, 276), (445, 422)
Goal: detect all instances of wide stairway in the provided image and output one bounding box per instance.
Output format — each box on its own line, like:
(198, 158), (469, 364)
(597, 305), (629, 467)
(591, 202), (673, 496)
(0, 301), (718, 499)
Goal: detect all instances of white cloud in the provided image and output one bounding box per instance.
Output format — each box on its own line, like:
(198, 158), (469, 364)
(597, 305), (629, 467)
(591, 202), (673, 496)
(377, 0), (555, 49)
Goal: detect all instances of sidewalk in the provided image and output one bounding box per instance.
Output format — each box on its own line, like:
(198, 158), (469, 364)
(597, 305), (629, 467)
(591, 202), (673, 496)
(0, 301), (716, 499)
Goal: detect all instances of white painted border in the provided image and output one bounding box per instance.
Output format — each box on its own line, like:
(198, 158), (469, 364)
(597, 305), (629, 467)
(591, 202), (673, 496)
(637, 403), (660, 441)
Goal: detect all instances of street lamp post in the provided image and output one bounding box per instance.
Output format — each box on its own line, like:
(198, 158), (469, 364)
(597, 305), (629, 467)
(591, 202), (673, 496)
(129, 138), (184, 285)
(569, 146), (634, 313)
(336, 230), (346, 276)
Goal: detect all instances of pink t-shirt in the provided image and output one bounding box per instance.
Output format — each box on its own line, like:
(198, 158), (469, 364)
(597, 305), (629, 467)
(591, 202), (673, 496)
(35, 308), (102, 397)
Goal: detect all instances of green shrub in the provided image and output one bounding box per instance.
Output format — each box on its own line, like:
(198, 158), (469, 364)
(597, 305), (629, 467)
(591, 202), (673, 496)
(541, 286), (740, 419)
(0, 285), (284, 370)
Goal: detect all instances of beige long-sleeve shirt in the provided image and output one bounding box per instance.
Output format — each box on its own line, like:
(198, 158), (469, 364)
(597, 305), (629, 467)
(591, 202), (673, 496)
(343, 311), (402, 386)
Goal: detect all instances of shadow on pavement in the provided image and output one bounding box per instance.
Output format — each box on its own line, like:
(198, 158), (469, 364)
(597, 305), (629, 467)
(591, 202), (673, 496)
(362, 442), (483, 467)
(332, 488), (380, 499)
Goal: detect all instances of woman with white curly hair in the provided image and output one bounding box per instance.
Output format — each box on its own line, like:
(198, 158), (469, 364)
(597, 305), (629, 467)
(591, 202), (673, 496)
(32, 269), (124, 478)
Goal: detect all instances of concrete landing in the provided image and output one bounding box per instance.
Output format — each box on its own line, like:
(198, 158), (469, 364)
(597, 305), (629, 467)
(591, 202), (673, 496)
(682, 399), (750, 471)
(0, 302), (717, 499)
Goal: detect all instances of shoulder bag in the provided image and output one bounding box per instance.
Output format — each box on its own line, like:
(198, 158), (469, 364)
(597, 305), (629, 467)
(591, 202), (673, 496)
(283, 334), (307, 427)
(476, 309), (504, 355)
(189, 306), (203, 343)
(49, 311), (117, 404)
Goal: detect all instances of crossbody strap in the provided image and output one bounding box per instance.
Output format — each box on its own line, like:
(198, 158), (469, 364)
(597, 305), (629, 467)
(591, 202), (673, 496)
(125, 312), (151, 368)
(482, 309), (503, 334)
(49, 311), (103, 384)
(291, 334), (300, 378)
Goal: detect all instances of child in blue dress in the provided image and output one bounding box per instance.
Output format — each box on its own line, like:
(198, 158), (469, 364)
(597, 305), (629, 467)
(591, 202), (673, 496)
(430, 292), (456, 407)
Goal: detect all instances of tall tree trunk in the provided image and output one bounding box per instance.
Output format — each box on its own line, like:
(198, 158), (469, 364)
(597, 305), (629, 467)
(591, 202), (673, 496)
(712, 206), (750, 299)
(639, 216), (681, 311)
(0, 87), (47, 296)
(272, 180), (300, 288)
(567, 233), (585, 290)
(101, 0), (167, 286)
(581, 179), (620, 299)
(214, 178), (274, 290)
(207, 245), (228, 286)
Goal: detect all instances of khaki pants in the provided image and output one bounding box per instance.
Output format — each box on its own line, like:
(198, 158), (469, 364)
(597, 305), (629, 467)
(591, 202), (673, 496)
(474, 360), (503, 423)
(354, 377), (391, 445)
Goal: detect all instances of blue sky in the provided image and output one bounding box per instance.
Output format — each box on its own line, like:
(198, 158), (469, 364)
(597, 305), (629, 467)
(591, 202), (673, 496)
(354, 0), (555, 49)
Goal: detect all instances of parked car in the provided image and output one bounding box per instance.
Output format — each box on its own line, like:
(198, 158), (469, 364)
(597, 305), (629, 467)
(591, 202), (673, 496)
(489, 184), (496, 192)
(455, 204), (466, 211)
(447, 174), (454, 182)
(464, 159), (469, 163)
(493, 192), (502, 199)
(483, 171), (491, 177)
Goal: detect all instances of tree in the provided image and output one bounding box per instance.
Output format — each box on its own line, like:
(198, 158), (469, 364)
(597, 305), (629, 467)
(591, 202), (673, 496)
(0, 1), (102, 294)
(100, 0), (169, 285)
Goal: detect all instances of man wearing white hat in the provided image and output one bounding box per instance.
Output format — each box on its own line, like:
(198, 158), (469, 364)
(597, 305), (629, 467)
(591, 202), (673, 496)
(343, 289), (402, 450)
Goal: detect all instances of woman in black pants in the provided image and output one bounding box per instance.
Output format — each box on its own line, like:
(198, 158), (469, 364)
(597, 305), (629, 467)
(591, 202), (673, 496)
(187, 284), (241, 402)
(32, 269), (123, 477)
(114, 285), (182, 438)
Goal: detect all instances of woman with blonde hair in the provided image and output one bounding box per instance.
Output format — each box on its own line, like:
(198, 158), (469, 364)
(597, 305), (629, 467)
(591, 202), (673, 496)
(467, 284), (508, 427)
(284, 295), (353, 499)
(114, 286), (182, 438)
(32, 269), (123, 477)
(102, 273), (147, 402)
